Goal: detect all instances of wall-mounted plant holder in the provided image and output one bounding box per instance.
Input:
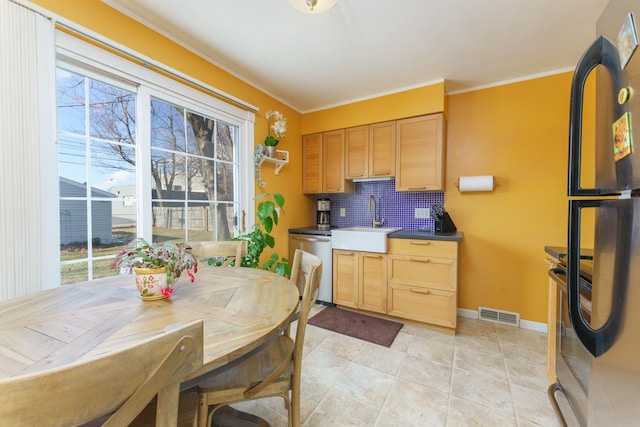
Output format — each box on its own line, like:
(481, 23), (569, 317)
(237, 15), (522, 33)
(255, 147), (289, 187)
(259, 149), (289, 175)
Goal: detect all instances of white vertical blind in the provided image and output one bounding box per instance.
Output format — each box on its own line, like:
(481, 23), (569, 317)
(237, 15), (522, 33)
(0, 0), (57, 302)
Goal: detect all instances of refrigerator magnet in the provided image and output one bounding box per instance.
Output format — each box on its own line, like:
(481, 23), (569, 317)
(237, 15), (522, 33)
(613, 112), (633, 162)
(616, 12), (639, 69)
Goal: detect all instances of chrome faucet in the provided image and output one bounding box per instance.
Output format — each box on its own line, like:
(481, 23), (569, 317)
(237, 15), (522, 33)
(368, 195), (384, 228)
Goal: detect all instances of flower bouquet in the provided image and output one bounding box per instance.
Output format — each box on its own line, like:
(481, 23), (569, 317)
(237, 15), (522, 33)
(263, 110), (287, 156)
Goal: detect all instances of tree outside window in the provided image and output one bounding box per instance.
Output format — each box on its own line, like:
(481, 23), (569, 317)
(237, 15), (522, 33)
(57, 68), (240, 285)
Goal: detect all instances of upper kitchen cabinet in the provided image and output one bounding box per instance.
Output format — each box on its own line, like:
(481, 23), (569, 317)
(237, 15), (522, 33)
(369, 121), (396, 178)
(302, 133), (323, 194)
(395, 113), (445, 191)
(345, 121), (396, 180)
(303, 130), (354, 194)
(323, 129), (353, 193)
(345, 125), (369, 179)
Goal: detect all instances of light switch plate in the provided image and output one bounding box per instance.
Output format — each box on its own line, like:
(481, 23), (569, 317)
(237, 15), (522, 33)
(340, 207), (346, 217)
(415, 207), (430, 219)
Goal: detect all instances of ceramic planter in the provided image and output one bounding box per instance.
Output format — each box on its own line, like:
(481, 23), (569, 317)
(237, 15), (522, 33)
(133, 266), (171, 300)
(265, 145), (277, 157)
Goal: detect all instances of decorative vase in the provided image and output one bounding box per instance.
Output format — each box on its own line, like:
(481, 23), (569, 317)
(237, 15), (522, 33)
(133, 266), (171, 300)
(265, 146), (277, 157)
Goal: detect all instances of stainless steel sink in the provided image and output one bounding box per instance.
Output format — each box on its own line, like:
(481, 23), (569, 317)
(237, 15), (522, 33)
(331, 227), (401, 252)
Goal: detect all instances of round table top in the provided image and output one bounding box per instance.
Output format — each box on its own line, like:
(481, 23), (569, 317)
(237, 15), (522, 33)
(0, 266), (299, 381)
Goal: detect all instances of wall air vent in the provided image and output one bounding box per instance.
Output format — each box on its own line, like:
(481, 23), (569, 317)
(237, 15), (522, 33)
(478, 306), (520, 327)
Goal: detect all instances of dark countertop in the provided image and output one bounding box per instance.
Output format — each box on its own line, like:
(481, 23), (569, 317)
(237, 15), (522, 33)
(289, 226), (464, 241)
(544, 246), (593, 260)
(389, 229), (463, 242)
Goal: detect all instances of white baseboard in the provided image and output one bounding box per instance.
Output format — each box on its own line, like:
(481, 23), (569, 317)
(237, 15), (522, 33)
(457, 308), (547, 333)
(457, 308), (477, 319)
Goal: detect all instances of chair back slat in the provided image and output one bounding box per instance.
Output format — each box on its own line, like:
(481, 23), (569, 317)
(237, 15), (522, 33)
(0, 320), (203, 427)
(291, 249), (322, 358)
(189, 241), (247, 267)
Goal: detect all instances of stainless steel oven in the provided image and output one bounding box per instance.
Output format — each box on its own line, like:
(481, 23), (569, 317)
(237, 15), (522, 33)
(549, 263), (593, 426)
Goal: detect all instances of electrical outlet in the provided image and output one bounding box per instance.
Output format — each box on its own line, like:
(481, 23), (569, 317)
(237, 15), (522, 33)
(340, 208), (346, 217)
(414, 207), (430, 219)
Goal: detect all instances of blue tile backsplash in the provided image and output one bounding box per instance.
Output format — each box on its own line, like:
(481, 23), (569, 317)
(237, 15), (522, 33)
(318, 179), (444, 231)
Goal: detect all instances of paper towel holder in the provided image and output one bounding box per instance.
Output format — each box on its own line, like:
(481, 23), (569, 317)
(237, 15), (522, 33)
(455, 175), (497, 192)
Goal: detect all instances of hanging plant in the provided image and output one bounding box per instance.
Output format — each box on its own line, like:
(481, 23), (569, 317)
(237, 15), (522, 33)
(254, 145), (266, 187)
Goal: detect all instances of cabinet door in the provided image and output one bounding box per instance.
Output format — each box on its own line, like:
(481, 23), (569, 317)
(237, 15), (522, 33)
(322, 129), (353, 193)
(369, 121), (395, 178)
(302, 133), (322, 194)
(395, 114), (445, 191)
(345, 125), (369, 179)
(359, 252), (387, 314)
(333, 250), (358, 308)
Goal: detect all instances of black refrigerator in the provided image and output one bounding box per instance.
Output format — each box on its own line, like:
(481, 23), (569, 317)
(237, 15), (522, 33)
(550, 0), (640, 425)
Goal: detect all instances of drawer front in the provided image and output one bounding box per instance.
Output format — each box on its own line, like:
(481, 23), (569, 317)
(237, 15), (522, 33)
(388, 284), (456, 328)
(388, 238), (457, 258)
(388, 255), (457, 291)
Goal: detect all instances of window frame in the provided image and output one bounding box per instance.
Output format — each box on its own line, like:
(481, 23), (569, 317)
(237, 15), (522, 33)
(55, 30), (256, 281)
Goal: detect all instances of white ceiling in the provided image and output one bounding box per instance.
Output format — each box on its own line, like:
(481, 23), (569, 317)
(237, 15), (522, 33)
(103, 0), (608, 113)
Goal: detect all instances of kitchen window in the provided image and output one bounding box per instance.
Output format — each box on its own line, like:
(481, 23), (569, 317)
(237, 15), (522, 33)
(56, 31), (254, 285)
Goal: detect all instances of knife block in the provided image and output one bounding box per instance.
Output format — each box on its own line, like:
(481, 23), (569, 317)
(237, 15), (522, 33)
(434, 212), (457, 233)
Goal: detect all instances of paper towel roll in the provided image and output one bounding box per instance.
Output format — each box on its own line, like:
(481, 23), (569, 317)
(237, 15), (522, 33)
(458, 175), (494, 192)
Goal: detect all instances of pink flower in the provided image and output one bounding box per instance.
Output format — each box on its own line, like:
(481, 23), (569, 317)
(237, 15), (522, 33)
(161, 287), (175, 298)
(187, 269), (195, 282)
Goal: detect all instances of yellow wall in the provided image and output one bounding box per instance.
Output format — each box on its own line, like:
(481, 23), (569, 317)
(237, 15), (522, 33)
(301, 82), (446, 134)
(446, 75), (572, 323)
(32, 0), (596, 323)
(32, 0), (311, 262)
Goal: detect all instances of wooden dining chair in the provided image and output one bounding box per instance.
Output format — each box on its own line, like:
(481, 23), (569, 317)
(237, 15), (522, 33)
(196, 249), (322, 427)
(189, 240), (247, 267)
(0, 320), (203, 427)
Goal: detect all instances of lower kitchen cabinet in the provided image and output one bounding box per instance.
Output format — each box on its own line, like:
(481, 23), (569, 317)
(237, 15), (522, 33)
(332, 238), (459, 331)
(333, 250), (358, 308)
(387, 284), (457, 328)
(333, 250), (387, 314)
(359, 252), (387, 313)
(387, 238), (459, 329)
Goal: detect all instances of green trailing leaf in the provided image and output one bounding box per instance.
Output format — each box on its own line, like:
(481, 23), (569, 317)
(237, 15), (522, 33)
(273, 193), (285, 209)
(263, 217), (273, 233)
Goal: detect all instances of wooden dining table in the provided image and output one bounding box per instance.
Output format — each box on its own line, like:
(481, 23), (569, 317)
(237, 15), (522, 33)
(0, 266), (299, 383)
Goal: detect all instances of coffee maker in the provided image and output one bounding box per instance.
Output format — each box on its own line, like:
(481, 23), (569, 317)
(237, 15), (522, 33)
(316, 198), (331, 230)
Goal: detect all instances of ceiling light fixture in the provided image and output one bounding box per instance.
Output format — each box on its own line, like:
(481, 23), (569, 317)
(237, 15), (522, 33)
(289, 0), (338, 14)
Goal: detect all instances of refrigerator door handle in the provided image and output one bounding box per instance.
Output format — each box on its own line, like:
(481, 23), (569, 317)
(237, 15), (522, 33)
(568, 199), (631, 357)
(568, 35), (625, 196)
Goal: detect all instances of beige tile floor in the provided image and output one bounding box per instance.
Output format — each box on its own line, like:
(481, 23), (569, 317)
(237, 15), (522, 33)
(230, 304), (560, 426)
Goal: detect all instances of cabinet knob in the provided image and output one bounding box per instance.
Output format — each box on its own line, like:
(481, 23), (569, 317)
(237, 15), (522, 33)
(410, 241), (430, 245)
(409, 288), (430, 295)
